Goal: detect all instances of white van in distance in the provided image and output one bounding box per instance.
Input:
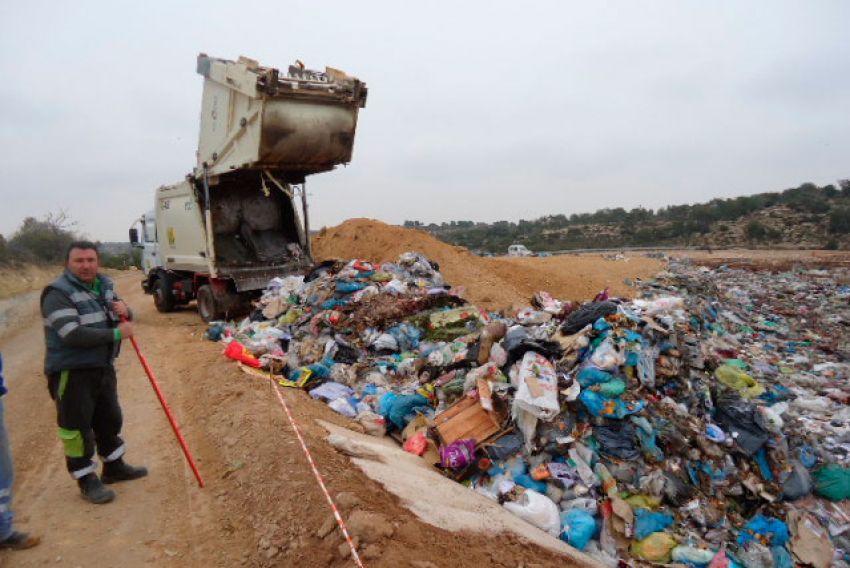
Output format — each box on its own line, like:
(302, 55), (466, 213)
(508, 244), (533, 257)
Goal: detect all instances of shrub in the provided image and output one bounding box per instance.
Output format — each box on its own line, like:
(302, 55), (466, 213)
(745, 220), (767, 241)
(829, 208), (850, 234)
(8, 212), (79, 263)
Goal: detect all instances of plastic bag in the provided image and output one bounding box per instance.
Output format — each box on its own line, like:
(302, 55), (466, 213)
(502, 489), (561, 537)
(813, 464), (850, 501)
(513, 473), (547, 494)
(671, 545), (716, 566)
(561, 301), (618, 335)
(516, 307), (552, 325)
(561, 497), (598, 515)
(590, 338), (624, 370)
(580, 390), (646, 419)
(594, 422), (640, 461)
(736, 541), (772, 568)
(632, 416), (664, 462)
(327, 397), (357, 418)
(737, 514), (790, 547)
(577, 366), (614, 387)
(632, 296), (684, 316)
(593, 378), (626, 398)
(635, 508), (673, 540)
(715, 365), (765, 399)
(559, 508), (596, 551)
(771, 545), (793, 568)
(378, 392), (430, 430)
(308, 381), (354, 402)
(513, 352), (559, 420)
(636, 344), (658, 388)
(223, 341), (263, 368)
(485, 432), (524, 461)
(387, 322), (421, 351)
(355, 411), (387, 437)
(440, 439), (476, 469)
(370, 333), (399, 352)
(713, 394), (769, 456)
(489, 342), (507, 366)
(781, 460), (812, 500)
(630, 532), (677, 563)
(403, 431), (428, 456)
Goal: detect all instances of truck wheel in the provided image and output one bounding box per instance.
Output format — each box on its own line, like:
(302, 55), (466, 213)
(153, 277), (176, 313)
(196, 285), (223, 323)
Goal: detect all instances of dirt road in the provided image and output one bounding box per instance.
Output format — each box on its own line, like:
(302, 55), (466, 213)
(1, 273), (245, 567)
(0, 273), (580, 567)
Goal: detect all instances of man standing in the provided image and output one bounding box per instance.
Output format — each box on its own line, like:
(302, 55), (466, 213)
(0, 353), (40, 549)
(41, 241), (147, 504)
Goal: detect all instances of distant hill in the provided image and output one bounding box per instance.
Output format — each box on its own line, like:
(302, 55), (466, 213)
(408, 180), (850, 253)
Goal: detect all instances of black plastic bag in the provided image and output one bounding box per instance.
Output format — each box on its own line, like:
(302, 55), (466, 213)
(595, 421), (641, 461)
(713, 394), (769, 456)
(561, 301), (618, 335)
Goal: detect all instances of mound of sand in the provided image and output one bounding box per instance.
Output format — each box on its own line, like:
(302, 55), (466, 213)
(312, 218), (663, 310)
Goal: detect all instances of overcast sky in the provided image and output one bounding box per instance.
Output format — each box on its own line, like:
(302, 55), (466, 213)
(1, 1), (848, 241)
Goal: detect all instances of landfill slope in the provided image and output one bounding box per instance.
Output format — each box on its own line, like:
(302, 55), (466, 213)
(313, 218), (663, 308)
(1, 273), (585, 568)
(225, 246), (850, 566)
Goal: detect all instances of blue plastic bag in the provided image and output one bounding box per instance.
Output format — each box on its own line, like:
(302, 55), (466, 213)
(387, 322), (422, 351)
(378, 392), (430, 430)
(632, 416), (664, 462)
(737, 514), (790, 547)
(634, 508), (673, 541)
(580, 390), (646, 419)
(514, 473), (547, 494)
(335, 280), (367, 294)
(771, 545), (793, 568)
(559, 509), (596, 551)
(577, 366), (614, 387)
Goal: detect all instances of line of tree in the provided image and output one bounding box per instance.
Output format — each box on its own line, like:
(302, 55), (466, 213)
(405, 180), (850, 253)
(0, 212), (140, 269)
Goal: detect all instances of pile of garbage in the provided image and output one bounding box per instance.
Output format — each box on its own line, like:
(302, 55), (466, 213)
(207, 252), (850, 567)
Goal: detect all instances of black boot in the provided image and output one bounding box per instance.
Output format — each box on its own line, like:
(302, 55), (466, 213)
(102, 458), (148, 484)
(78, 473), (116, 504)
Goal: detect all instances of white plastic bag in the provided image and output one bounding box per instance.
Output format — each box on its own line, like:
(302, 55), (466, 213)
(512, 352), (559, 420)
(590, 338), (624, 370)
(328, 398), (357, 417)
(502, 489), (561, 537)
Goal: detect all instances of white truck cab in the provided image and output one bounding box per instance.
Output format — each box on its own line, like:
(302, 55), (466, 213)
(129, 210), (161, 276)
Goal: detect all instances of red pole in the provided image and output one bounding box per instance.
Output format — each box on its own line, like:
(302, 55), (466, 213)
(126, 333), (205, 488)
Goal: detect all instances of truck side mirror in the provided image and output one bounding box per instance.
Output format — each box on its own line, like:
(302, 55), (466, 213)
(129, 228), (140, 245)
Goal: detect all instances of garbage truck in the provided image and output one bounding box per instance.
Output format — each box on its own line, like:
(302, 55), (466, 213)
(129, 54), (367, 321)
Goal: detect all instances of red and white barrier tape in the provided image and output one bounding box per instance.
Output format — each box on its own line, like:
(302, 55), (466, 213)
(270, 381), (366, 567)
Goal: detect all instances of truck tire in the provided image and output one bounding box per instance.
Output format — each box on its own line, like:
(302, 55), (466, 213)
(196, 285), (223, 323)
(153, 276), (176, 313)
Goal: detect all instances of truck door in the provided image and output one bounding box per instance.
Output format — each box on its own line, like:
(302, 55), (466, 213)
(142, 212), (162, 275)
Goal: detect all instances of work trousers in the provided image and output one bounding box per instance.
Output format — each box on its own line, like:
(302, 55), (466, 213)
(47, 367), (126, 479)
(0, 398), (15, 539)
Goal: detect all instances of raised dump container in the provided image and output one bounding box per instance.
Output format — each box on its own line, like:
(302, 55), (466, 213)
(196, 54), (368, 177)
(132, 53), (368, 322)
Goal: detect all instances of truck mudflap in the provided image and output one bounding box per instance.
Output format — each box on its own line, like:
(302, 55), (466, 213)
(223, 262), (312, 293)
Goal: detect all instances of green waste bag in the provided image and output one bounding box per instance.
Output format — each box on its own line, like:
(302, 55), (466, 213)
(813, 464), (850, 501)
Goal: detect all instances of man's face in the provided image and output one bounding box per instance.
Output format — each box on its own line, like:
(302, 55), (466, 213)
(66, 248), (99, 284)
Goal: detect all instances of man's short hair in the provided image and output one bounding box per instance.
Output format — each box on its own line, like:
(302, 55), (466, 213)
(65, 241), (100, 262)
